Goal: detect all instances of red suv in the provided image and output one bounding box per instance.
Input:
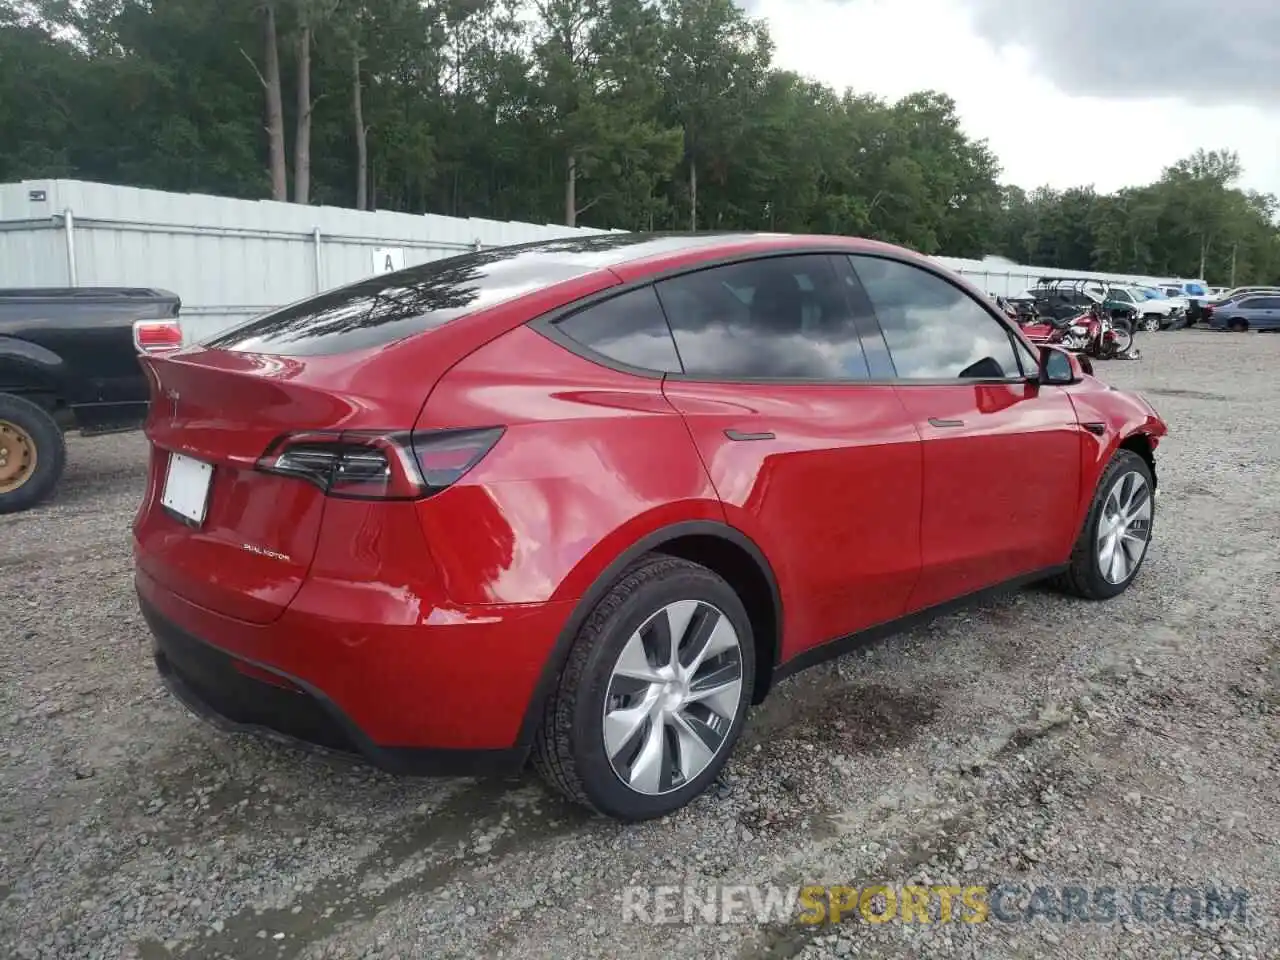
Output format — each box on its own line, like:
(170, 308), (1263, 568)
(133, 233), (1167, 821)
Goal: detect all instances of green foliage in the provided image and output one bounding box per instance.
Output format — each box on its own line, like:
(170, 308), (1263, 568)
(1, 1), (1276, 282)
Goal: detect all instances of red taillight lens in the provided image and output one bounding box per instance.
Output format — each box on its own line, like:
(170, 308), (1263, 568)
(412, 427), (506, 489)
(133, 320), (183, 354)
(256, 427), (504, 500)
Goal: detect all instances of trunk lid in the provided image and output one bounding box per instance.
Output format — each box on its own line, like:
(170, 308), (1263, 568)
(133, 346), (426, 624)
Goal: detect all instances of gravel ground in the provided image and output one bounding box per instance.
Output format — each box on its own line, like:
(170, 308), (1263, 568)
(1, 330), (1277, 960)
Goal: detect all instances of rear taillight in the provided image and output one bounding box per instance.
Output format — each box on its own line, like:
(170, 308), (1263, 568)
(255, 427), (504, 500)
(133, 319), (183, 354)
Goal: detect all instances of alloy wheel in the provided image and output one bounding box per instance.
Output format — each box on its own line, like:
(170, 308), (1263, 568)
(602, 599), (744, 796)
(0, 419), (37, 494)
(1097, 471), (1152, 584)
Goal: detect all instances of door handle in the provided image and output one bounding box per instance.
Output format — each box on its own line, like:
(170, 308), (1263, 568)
(724, 429), (776, 442)
(927, 418), (965, 428)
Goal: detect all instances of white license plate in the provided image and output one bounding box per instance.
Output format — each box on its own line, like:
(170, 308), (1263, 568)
(161, 452), (213, 526)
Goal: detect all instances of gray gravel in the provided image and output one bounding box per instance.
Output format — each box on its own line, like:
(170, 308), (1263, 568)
(1, 329), (1277, 960)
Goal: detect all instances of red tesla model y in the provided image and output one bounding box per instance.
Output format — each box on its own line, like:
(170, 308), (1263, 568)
(132, 233), (1167, 821)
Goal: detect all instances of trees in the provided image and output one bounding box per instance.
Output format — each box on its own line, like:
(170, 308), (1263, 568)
(0, 1), (1276, 283)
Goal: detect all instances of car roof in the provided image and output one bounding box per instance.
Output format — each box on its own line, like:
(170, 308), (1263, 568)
(473, 231), (924, 277)
(207, 232), (931, 358)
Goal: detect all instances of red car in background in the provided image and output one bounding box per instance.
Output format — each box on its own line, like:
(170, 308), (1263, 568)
(132, 233), (1167, 821)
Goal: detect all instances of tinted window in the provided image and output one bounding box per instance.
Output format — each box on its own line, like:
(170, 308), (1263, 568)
(655, 255), (872, 380)
(1238, 298), (1261, 310)
(1252, 297), (1280, 309)
(552, 287), (681, 373)
(202, 234), (741, 357)
(849, 255), (1022, 380)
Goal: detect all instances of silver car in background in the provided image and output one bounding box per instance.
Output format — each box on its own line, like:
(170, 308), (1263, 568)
(1206, 293), (1280, 332)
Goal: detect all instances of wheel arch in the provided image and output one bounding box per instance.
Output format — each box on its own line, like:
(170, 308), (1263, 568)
(0, 338), (68, 410)
(514, 519), (784, 751)
(1118, 431), (1157, 489)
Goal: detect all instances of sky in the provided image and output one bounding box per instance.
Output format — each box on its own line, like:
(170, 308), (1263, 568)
(740, 0), (1280, 198)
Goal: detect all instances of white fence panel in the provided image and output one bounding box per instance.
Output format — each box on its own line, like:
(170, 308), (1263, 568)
(0, 179), (1202, 342)
(0, 180), (623, 341)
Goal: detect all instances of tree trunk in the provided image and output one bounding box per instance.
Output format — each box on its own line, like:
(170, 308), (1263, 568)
(263, 2), (287, 201)
(352, 47), (367, 211)
(293, 23), (313, 205)
(689, 156), (698, 232)
(565, 153), (577, 227)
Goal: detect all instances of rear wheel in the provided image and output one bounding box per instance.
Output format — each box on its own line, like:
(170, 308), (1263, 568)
(0, 393), (66, 514)
(1228, 318), (1248, 332)
(533, 555), (754, 821)
(1054, 449), (1154, 600)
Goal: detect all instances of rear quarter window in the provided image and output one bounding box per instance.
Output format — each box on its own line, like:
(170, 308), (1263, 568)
(549, 287), (682, 374)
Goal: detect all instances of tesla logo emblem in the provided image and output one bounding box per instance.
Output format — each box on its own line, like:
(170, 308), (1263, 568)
(241, 543), (292, 563)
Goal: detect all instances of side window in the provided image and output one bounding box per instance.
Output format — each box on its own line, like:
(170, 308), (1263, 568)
(551, 286), (682, 373)
(1254, 297), (1280, 309)
(1237, 298), (1259, 310)
(654, 254), (872, 381)
(848, 255), (1023, 380)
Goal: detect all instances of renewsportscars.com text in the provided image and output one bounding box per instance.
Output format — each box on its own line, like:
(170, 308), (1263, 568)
(620, 883), (1250, 926)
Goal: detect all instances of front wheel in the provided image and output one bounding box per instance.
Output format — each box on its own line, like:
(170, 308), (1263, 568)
(533, 555), (755, 821)
(1110, 319), (1134, 356)
(0, 393), (66, 514)
(1053, 449), (1154, 600)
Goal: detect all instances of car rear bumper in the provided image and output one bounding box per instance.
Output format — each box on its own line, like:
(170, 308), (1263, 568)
(136, 566), (575, 776)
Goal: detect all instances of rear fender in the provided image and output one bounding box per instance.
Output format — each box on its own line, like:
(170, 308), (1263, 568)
(546, 501), (729, 604)
(0, 337), (66, 403)
(513, 518), (783, 749)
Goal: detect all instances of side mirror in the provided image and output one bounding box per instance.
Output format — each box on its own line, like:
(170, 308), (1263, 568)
(1038, 345), (1089, 384)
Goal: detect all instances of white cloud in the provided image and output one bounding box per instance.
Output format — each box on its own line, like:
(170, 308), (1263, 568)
(746, 0), (1280, 197)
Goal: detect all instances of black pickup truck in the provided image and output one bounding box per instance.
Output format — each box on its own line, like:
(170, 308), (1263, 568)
(0, 287), (182, 514)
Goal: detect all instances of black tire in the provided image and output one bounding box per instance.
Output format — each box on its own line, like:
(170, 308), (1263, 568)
(0, 393), (66, 514)
(1228, 318), (1248, 332)
(1053, 449), (1154, 601)
(532, 555), (755, 821)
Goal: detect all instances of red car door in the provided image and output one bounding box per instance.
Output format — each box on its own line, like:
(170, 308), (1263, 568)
(846, 254), (1084, 611)
(644, 253), (924, 662)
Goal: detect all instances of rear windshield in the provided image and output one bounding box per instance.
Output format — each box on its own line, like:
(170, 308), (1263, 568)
(203, 233), (754, 356)
(203, 240), (623, 356)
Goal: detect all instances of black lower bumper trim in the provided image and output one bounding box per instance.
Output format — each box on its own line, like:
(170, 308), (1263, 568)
(140, 594), (529, 778)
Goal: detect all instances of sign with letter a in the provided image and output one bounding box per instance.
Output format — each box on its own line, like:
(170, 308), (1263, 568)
(372, 248), (405, 275)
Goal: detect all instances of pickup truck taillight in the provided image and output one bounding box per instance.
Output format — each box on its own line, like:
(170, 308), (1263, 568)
(133, 320), (183, 354)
